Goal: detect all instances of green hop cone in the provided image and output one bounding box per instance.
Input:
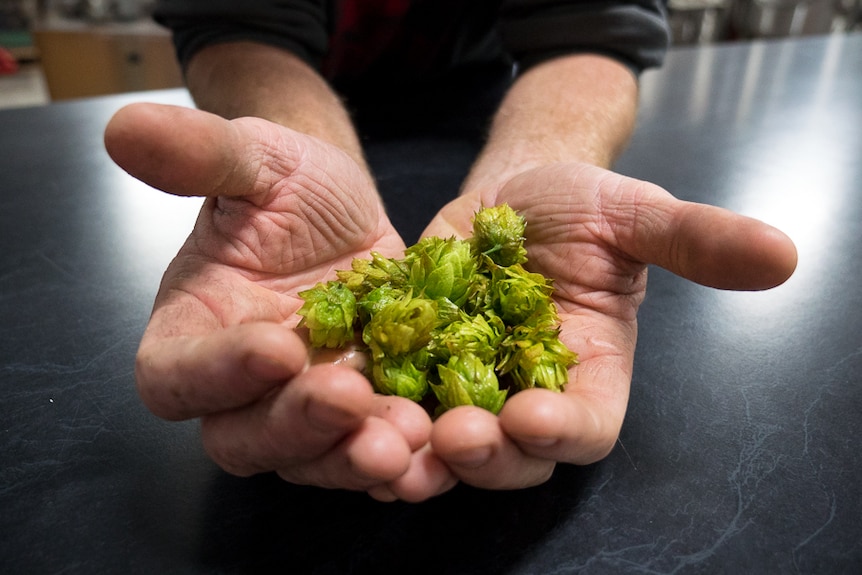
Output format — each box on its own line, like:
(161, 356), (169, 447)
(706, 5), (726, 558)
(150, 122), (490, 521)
(431, 311), (505, 365)
(297, 204), (579, 412)
(297, 281), (357, 348)
(499, 326), (578, 392)
(371, 355), (429, 402)
(404, 236), (477, 307)
(470, 204), (528, 267)
(362, 293), (438, 360)
(336, 251), (409, 297)
(357, 284), (405, 323)
(489, 263), (557, 326)
(432, 352), (507, 414)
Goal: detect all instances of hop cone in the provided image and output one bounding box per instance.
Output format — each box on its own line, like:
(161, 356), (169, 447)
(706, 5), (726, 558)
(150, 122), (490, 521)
(372, 355), (429, 402)
(357, 284), (405, 323)
(362, 293), (438, 360)
(431, 311), (505, 365)
(337, 251), (408, 297)
(404, 236), (477, 307)
(296, 281), (357, 348)
(470, 204), (527, 267)
(499, 326), (578, 392)
(489, 263), (557, 327)
(432, 353), (507, 415)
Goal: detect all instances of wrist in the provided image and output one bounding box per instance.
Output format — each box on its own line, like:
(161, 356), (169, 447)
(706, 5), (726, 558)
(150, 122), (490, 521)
(185, 41), (371, 176)
(462, 54), (638, 198)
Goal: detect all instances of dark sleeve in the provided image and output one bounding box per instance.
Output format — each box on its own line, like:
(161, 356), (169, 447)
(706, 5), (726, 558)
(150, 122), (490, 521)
(499, 0), (671, 74)
(152, 0), (331, 70)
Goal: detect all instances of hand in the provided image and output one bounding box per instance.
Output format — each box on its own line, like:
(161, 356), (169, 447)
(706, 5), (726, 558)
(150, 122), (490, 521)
(421, 162), (798, 489)
(104, 103), (455, 499)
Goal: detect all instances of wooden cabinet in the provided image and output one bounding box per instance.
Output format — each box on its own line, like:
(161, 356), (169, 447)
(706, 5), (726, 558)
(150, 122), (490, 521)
(33, 19), (183, 100)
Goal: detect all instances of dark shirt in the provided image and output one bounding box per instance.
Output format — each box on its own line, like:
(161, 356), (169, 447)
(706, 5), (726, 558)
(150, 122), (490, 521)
(153, 0), (670, 85)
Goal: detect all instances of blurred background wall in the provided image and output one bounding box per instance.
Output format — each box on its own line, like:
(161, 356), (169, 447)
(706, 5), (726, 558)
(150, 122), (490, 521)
(1, 0), (861, 109)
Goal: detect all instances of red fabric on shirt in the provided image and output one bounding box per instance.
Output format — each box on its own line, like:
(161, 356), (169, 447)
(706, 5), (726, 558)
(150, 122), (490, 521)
(323, 0), (412, 80)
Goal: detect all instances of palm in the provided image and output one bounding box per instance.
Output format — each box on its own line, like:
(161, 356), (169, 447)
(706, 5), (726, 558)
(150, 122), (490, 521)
(106, 104), (438, 495)
(147, 118), (406, 339)
(422, 162), (796, 487)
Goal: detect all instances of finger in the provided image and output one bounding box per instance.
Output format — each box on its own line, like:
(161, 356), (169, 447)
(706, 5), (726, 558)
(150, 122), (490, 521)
(370, 395), (433, 452)
(200, 364), (377, 477)
(341, 415), (412, 483)
(105, 102), (373, 208)
(106, 103), (258, 198)
(366, 400), (454, 502)
(136, 322), (308, 420)
(105, 103), (292, 200)
(105, 103), (399, 264)
(622, 190), (798, 291)
(501, 164), (797, 291)
(430, 406), (556, 490)
(276, 416), (413, 490)
(498, 373), (626, 466)
(377, 444), (459, 502)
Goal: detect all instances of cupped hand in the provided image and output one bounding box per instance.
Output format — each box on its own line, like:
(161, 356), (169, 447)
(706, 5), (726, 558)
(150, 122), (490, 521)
(422, 162), (798, 489)
(104, 103), (454, 499)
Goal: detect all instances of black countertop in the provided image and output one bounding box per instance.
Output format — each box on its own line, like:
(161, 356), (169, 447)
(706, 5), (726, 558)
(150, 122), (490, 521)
(2, 34), (860, 574)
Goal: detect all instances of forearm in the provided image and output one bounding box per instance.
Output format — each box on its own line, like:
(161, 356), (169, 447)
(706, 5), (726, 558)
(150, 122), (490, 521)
(462, 54), (639, 196)
(184, 41), (368, 173)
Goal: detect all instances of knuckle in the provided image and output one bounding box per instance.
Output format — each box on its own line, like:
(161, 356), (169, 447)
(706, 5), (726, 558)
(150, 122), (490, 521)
(133, 350), (176, 420)
(200, 417), (259, 477)
(134, 345), (196, 421)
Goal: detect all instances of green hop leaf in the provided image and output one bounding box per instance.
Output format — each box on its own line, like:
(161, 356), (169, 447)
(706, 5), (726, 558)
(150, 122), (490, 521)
(432, 352), (507, 414)
(362, 293), (438, 360)
(371, 355), (429, 402)
(470, 204), (528, 267)
(297, 281), (357, 348)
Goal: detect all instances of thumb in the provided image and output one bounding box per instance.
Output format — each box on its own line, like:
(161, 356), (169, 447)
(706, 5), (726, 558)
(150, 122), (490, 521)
(617, 183), (798, 291)
(104, 102), (400, 262)
(105, 102), (274, 198)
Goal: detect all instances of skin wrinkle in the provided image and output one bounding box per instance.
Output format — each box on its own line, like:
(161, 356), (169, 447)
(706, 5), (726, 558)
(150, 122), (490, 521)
(614, 179), (680, 275)
(167, 260), (294, 329)
(307, 152), (377, 232)
(241, 119), (301, 201)
(259, 142), (378, 269)
(298, 185), (356, 251)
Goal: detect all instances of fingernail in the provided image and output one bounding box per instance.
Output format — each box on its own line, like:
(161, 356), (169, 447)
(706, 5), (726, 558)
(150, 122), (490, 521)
(448, 446), (492, 469)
